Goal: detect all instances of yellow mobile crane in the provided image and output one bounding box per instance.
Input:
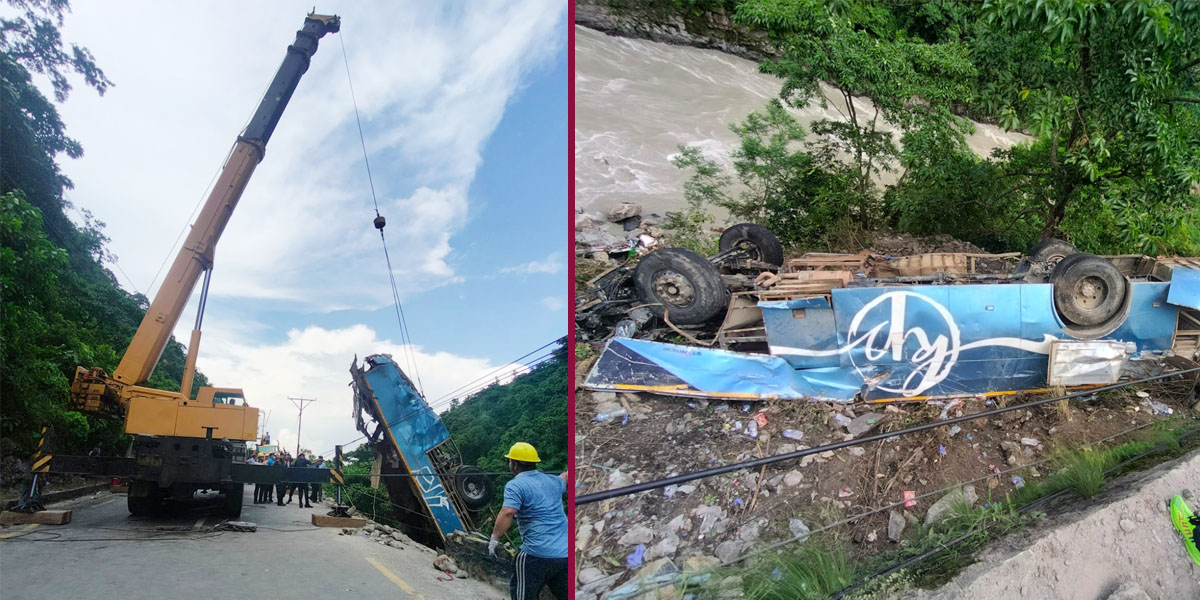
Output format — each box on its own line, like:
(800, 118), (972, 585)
(28, 12), (342, 517)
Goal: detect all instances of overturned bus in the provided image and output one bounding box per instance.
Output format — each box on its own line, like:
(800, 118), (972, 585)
(585, 238), (1200, 403)
(349, 354), (493, 547)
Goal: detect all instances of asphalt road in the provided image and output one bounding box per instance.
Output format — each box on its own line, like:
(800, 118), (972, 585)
(0, 487), (505, 600)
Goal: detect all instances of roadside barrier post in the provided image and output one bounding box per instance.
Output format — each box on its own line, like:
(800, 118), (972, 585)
(327, 444), (351, 518)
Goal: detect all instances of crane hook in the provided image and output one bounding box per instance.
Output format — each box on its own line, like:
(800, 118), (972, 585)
(373, 215), (386, 230)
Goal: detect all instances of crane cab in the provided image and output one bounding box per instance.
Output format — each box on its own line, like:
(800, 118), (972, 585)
(124, 385), (258, 441)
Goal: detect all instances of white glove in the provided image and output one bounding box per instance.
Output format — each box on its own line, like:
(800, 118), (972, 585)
(488, 536), (500, 557)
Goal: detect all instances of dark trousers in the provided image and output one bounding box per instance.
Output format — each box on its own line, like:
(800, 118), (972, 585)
(294, 483), (309, 506)
(310, 484), (321, 502)
(509, 551), (567, 600)
(276, 483), (287, 505)
(254, 484), (264, 503)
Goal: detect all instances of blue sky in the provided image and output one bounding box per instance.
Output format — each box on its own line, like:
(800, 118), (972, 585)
(39, 1), (567, 455)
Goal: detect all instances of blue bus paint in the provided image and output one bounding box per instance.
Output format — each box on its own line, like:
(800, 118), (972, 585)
(585, 268), (1200, 402)
(357, 354), (466, 539)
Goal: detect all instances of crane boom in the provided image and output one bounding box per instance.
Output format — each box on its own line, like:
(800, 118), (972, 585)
(114, 13), (340, 385)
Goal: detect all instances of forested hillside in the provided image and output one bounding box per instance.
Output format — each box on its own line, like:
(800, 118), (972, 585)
(614, 0), (1199, 257)
(441, 342), (569, 476)
(1, 1), (207, 459)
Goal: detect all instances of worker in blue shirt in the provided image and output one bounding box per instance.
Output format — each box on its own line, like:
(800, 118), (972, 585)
(489, 442), (568, 600)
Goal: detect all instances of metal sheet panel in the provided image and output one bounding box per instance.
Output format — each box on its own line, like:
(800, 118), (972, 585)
(1047, 340), (1130, 386)
(1167, 266), (1200, 311)
(583, 337), (862, 401)
(760, 297), (840, 367)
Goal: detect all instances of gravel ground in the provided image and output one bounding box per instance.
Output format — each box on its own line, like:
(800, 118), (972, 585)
(898, 450), (1200, 600)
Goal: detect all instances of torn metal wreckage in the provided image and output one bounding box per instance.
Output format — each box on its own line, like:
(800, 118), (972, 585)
(581, 229), (1200, 403)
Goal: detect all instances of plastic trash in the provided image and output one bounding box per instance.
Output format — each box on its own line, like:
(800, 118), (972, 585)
(626, 544), (646, 568)
(663, 484), (678, 499)
(754, 412), (768, 428)
(594, 408), (629, 422)
(732, 498), (745, 507)
(949, 425), (962, 437)
(938, 399), (963, 420)
(620, 414), (629, 425)
(838, 487), (854, 498)
(741, 403), (752, 412)
(744, 420), (759, 440)
(1141, 400), (1173, 415)
(938, 444), (947, 456)
(1012, 476), (1025, 489)
(832, 413), (853, 428)
(613, 319), (637, 338)
(782, 429), (805, 441)
(903, 490), (916, 507)
(714, 404), (730, 412)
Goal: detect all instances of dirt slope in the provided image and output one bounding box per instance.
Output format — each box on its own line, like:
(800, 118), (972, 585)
(899, 452), (1200, 600)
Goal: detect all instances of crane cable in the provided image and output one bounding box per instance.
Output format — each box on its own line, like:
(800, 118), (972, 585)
(338, 32), (425, 397)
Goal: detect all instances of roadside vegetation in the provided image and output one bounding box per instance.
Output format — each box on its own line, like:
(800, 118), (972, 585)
(1, 0), (207, 462)
(658, 0), (1200, 257)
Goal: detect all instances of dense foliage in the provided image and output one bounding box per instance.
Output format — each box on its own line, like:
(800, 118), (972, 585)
(1, 1), (206, 458)
(441, 343), (569, 477)
(667, 0), (1199, 256)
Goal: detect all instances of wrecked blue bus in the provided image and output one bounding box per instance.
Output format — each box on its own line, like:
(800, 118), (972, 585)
(585, 246), (1200, 403)
(349, 354), (493, 547)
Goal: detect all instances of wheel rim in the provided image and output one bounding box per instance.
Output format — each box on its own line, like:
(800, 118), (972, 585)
(654, 271), (695, 308)
(463, 480), (485, 500)
(1072, 276), (1109, 311)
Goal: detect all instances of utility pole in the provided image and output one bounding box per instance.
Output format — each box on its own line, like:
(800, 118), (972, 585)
(289, 396), (316, 456)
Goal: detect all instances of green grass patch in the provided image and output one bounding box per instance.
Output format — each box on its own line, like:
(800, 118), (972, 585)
(743, 543), (856, 600)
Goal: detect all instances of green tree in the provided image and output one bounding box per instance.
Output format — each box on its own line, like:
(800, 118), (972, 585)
(734, 0), (976, 226)
(974, 0), (1200, 252)
(0, 0), (208, 458)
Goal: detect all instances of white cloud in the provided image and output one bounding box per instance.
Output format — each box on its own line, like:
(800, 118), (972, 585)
(540, 296), (565, 311)
(50, 1), (565, 312)
(500, 250), (564, 276)
(196, 323), (512, 459)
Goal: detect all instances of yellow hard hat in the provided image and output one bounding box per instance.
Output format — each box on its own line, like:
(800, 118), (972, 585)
(504, 442), (541, 463)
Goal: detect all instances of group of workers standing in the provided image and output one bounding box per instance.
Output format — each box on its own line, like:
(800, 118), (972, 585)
(246, 451), (329, 508)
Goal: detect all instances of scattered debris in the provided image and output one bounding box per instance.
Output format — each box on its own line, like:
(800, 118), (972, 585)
(781, 429), (804, 441)
(903, 490), (916, 507)
(1140, 400), (1174, 415)
(216, 521), (257, 532)
(788, 518), (811, 542)
(887, 510), (906, 542)
(626, 544), (646, 568)
(846, 413), (884, 437)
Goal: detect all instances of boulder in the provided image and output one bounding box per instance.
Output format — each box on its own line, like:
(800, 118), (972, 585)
(924, 486), (978, 527)
(433, 554), (458, 573)
(607, 202), (642, 222)
(618, 525), (654, 546)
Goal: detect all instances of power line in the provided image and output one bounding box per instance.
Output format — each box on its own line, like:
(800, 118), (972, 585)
(431, 339), (563, 405)
(576, 366), (1200, 504)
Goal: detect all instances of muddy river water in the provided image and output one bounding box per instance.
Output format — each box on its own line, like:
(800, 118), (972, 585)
(574, 25), (1029, 223)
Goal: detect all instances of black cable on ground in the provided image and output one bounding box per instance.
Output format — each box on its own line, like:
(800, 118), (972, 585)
(577, 366), (1200, 505)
